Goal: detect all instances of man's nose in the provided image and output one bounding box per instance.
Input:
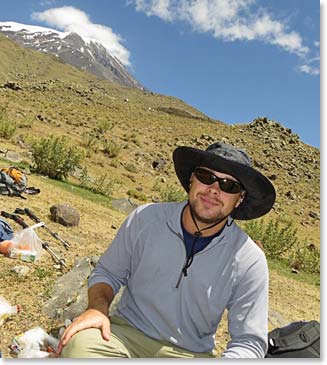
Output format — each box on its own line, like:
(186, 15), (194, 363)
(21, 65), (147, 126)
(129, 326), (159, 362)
(207, 181), (221, 194)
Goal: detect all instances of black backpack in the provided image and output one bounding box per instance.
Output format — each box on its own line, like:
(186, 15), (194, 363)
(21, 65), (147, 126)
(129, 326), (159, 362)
(265, 320), (320, 358)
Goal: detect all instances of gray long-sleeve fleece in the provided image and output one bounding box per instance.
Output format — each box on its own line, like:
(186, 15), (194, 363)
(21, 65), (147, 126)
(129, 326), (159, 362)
(88, 201), (269, 358)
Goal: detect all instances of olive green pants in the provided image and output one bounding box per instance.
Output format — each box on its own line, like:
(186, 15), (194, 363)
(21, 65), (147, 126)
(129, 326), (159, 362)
(61, 315), (216, 358)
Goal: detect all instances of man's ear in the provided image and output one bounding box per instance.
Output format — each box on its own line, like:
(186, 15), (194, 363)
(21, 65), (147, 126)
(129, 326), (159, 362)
(189, 173), (195, 189)
(235, 191), (246, 208)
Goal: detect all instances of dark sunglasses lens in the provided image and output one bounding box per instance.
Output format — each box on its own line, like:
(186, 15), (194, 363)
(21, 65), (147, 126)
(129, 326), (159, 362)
(195, 168), (242, 194)
(195, 169), (216, 185)
(219, 179), (241, 193)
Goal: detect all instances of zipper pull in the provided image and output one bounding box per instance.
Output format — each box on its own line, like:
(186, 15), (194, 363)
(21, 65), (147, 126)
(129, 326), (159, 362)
(175, 270), (184, 288)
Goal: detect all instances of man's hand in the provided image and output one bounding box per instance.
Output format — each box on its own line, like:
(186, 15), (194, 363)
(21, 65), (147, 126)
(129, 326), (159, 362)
(56, 308), (110, 356)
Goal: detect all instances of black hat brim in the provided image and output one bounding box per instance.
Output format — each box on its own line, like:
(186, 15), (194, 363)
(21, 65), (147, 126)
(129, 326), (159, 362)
(173, 146), (276, 220)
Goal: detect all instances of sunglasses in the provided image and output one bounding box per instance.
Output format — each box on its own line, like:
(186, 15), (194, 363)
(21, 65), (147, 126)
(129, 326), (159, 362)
(194, 167), (243, 194)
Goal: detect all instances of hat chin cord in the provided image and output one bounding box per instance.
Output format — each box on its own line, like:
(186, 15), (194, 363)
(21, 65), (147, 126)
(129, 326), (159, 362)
(188, 201), (226, 236)
(181, 202), (234, 278)
(188, 200), (238, 234)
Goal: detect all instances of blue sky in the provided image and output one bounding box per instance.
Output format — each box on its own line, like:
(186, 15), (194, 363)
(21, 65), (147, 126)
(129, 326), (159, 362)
(0, 0), (320, 147)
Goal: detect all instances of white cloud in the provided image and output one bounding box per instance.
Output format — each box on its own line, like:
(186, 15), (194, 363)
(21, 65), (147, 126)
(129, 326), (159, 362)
(32, 6), (131, 66)
(298, 64), (320, 76)
(132, 0), (310, 57)
(135, 0), (173, 21)
(297, 53), (320, 76)
(40, 0), (57, 7)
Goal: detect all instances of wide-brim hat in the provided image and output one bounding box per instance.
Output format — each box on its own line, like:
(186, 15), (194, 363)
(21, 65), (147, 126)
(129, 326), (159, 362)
(173, 142), (276, 220)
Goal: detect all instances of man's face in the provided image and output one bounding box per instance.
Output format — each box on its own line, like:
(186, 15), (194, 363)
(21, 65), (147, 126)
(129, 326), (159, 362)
(188, 167), (243, 225)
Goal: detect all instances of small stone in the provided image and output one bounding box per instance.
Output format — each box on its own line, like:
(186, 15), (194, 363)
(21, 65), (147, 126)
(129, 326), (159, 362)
(285, 191), (297, 200)
(11, 265), (30, 276)
(309, 211), (320, 219)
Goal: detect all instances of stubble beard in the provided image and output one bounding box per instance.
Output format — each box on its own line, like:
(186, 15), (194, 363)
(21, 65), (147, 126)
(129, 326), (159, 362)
(189, 197), (230, 225)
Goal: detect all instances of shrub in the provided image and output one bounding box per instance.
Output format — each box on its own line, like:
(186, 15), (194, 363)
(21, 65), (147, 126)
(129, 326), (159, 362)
(79, 168), (121, 198)
(31, 135), (85, 180)
(152, 180), (161, 192)
(81, 132), (99, 155)
(110, 158), (120, 168)
(17, 115), (34, 129)
(127, 189), (147, 202)
(0, 108), (16, 139)
(124, 163), (137, 173)
(243, 218), (298, 259)
(160, 185), (187, 202)
(102, 140), (122, 158)
(90, 174), (121, 198)
(290, 244), (320, 274)
(95, 119), (113, 134)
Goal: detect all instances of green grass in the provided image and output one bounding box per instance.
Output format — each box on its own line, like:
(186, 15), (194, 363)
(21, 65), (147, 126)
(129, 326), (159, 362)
(33, 267), (53, 279)
(46, 178), (114, 209)
(267, 258), (320, 287)
(0, 157), (30, 170)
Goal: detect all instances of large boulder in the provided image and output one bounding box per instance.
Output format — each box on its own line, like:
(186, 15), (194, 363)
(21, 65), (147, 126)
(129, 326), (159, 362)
(43, 257), (98, 321)
(43, 257), (123, 321)
(50, 204), (80, 227)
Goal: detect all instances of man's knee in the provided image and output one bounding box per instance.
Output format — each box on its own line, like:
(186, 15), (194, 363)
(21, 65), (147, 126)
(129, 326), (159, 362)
(61, 328), (101, 358)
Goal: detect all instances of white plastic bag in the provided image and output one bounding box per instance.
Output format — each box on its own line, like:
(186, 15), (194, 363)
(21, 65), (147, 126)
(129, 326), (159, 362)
(10, 327), (59, 358)
(0, 295), (20, 326)
(9, 223), (44, 262)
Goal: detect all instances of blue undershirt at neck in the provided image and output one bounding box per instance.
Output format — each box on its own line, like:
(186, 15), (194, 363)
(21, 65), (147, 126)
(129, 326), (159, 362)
(181, 221), (226, 258)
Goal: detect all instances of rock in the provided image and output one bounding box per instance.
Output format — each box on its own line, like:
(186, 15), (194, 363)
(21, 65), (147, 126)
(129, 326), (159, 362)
(36, 114), (45, 121)
(4, 151), (23, 163)
(268, 309), (289, 327)
(253, 160), (265, 169)
(10, 265), (30, 276)
(275, 158), (284, 169)
(309, 211), (320, 220)
(43, 257), (98, 320)
(200, 134), (215, 142)
(2, 81), (22, 90)
(285, 191), (297, 200)
(50, 204), (80, 227)
(151, 196), (161, 203)
(152, 158), (166, 170)
(306, 243), (318, 251)
(268, 174), (277, 181)
(43, 256), (123, 321)
(111, 198), (138, 215)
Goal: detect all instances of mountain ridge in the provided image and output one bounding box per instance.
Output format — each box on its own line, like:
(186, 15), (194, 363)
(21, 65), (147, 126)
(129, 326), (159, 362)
(0, 21), (143, 89)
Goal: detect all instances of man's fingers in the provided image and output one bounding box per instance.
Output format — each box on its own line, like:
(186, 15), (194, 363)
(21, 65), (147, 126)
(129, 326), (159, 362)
(61, 322), (83, 345)
(56, 322), (82, 355)
(101, 321), (111, 341)
(55, 310), (111, 355)
(56, 342), (63, 356)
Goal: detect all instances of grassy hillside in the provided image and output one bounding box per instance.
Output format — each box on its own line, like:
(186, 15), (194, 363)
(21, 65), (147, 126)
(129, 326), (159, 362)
(0, 33), (320, 357)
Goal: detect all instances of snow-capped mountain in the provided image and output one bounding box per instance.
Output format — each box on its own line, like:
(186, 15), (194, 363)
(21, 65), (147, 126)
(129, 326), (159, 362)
(0, 21), (143, 89)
